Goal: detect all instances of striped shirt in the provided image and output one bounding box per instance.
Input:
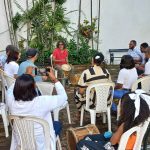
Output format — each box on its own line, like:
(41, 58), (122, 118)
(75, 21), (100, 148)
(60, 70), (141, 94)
(78, 65), (111, 87)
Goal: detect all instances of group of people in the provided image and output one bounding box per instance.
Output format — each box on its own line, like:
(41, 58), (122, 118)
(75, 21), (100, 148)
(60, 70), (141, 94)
(0, 39), (149, 150)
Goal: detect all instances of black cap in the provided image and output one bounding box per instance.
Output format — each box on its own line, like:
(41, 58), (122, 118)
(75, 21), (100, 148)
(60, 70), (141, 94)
(26, 48), (38, 58)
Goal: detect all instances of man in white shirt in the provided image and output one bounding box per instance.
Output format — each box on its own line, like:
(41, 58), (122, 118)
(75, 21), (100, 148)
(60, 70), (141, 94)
(144, 46), (150, 75)
(0, 45), (19, 69)
(127, 40), (142, 64)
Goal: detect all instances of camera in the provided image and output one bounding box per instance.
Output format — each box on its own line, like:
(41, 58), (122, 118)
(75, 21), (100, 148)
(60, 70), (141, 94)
(35, 68), (51, 76)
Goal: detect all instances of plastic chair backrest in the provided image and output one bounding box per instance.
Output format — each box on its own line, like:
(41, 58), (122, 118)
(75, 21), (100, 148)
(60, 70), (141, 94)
(85, 82), (115, 112)
(0, 69), (8, 103)
(36, 82), (54, 95)
(131, 76), (150, 93)
(3, 73), (15, 88)
(118, 119), (150, 150)
(9, 115), (52, 150)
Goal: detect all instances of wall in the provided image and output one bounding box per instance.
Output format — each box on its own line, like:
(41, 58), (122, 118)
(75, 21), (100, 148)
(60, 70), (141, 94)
(1, 0), (150, 64)
(99, 0), (150, 63)
(0, 1), (11, 50)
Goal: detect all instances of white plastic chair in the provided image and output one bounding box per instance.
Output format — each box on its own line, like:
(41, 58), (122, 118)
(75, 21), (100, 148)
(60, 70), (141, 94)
(0, 103), (9, 137)
(36, 81), (71, 124)
(36, 82), (54, 95)
(118, 119), (150, 150)
(131, 76), (150, 93)
(53, 101), (71, 124)
(80, 82), (115, 132)
(9, 115), (53, 150)
(0, 69), (6, 103)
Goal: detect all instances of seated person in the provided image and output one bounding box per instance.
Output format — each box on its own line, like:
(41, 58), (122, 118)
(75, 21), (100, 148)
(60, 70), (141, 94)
(143, 46), (150, 75)
(74, 52), (111, 112)
(52, 41), (69, 78)
(114, 55), (138, 99)
(136, 42), (149, 75)
(4, 49), (21, 78)
(77, 90), (150, 150)
(18, 48), (47, 82)
(7, 68), (68, 150)
(127, 40), (142, 64)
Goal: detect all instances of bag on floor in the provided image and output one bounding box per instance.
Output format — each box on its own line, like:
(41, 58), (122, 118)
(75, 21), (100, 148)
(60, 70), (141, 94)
(66, 124), (100, 150)
(76, 134), (115, 150)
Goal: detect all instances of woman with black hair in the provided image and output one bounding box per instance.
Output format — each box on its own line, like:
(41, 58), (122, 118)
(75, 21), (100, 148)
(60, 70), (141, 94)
(4, 49), (20, 78)
(7, 69), (68, 150)
(75, 52), (111, 111)
(114, 55), (138, 99)
(77, 90), (150, 149)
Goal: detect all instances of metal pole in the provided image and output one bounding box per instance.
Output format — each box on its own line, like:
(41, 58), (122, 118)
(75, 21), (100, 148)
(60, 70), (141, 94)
(4, 0), (14, 45)
(97, 0), (101, 51)
(90, 0), (94, 49)
(26, 0), (30, 48)
(77, 0), (81, 53)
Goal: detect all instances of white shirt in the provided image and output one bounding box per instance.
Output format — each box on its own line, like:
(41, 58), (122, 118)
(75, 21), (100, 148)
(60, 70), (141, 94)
(4, 61), (19, 77)
(7, 81), (67, 150)
(127, 48), (142, 60)
(117, 68), (138, 89)
(144, 58), (150, 75)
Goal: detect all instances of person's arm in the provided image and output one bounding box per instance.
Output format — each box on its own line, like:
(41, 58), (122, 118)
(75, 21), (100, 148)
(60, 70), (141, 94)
(39, 68), (68, 110)
(12, 63), (19, 79)
(110, 123), (124, 145)
(115, 69), (125, 89)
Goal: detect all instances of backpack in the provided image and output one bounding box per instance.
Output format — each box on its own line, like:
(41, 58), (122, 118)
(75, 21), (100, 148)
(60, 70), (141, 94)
(76, 135), (115, 150)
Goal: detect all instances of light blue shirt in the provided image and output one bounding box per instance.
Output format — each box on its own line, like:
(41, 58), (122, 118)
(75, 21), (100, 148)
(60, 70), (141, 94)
(127, 48), (142, 60)
(18, 60), (43, 82)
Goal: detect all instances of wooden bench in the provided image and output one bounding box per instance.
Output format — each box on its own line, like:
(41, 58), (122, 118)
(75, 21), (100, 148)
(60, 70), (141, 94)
(109, 49), (128, 64)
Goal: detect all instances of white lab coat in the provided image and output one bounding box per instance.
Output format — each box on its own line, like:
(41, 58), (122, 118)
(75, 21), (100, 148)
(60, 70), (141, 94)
(7, 81), (67, 150)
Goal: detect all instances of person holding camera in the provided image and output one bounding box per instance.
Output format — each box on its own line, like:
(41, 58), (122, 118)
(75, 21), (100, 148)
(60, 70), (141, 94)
(18, 48), (47, 82)
(7, 68), (67, 150)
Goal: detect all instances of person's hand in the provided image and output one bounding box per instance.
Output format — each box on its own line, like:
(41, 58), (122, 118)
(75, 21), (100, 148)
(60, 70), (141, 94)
(42, 76), (48, 81)
(26, 66), (35, 77)
(47, 68), (58, 83)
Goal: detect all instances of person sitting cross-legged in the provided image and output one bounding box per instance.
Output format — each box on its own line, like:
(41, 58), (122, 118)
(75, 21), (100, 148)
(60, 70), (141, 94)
(77, 90), (150, 150)
(7, 68), (68, 150)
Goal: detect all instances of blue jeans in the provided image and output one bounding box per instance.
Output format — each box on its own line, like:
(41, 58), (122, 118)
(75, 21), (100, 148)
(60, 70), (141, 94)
(53, 121), (62, 136)
(113, 89), (129, 99)
(112, 89), (129, 111)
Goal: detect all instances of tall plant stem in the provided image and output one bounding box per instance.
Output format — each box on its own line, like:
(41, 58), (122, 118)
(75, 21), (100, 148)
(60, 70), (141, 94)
(97, 0), (101, 51)
(26, 0), (30, 48)
(77, 0), (82, 54)
(90, 0), (94, 50)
